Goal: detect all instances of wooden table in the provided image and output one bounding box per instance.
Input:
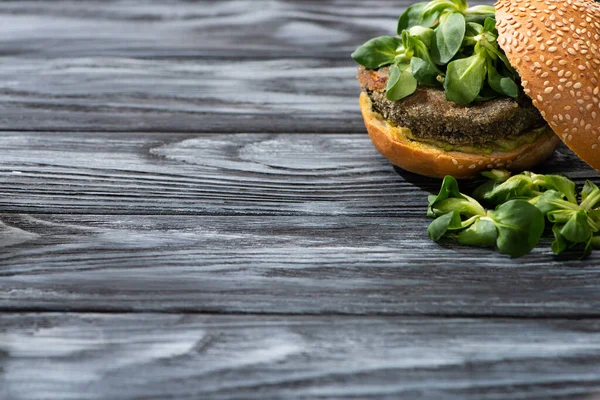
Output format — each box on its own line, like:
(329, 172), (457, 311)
(2, 1), (600, 399)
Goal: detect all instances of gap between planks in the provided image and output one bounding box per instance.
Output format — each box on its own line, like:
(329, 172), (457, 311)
(3, 308), (600, 320)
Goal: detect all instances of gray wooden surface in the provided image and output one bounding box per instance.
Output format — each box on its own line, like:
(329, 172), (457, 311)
(4, 314), (600, 400)
(2, 1), (600, 399)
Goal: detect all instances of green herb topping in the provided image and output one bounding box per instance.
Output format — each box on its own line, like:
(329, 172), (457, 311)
(351, 0), (518, 105)
(428, 171), (600, 258)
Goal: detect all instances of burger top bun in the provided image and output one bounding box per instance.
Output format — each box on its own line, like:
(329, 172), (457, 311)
(495, 0), (600, 171)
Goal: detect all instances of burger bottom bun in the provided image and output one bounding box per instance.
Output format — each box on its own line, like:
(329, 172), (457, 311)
(360, 93), (561, 179)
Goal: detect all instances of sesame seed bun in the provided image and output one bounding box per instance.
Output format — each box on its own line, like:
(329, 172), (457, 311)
(495, 0), (600, 171)
(360, 93), (561, 179)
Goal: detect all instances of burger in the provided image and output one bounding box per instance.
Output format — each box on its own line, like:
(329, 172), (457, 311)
(352, 0), (600, 178)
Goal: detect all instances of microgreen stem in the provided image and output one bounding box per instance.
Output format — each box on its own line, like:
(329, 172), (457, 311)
(581, 189), (600, 211)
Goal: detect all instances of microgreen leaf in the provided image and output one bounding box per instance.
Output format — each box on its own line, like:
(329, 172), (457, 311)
(458, 217), (498, 247)
(432, 12), (466, 65)
(547, 210), (576, 224)
(398, 2), (439, 34)
(561, 210), (592, 243)
(429, 175), (465, 205)
(428, 211), (462, 241)
(542, 175), (577, 204)
(428, 175), (486, 217)
(475, 173), (535, 205)
(588, 209), (600, 228)
(411, 56), (441, 85)
(473, 170), (509, 201)
(582, 180), (599, 202)
(534, 190), (570, 215)
(427, 170), (600, 258)
(351, 36), (403, 69)
(431, 197), (488, 217)
(482, 16), (497, 32)
(408, 26), (435, 48)
(464, 13), (496, 24)
(488, 200), (545, 257)
(481, 169), (510, 182)
(487, 58), (518, 99)
(551, 224), (568, 254)
(423, 0), (461, 19)
(464, 21), (483, 39)
(581, 181), (600, 210)
(444, 52), (486, 105)
(386, 64), (418, 101)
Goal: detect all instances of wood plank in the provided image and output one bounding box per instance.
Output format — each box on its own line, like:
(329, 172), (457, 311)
(0, 0), (407, 59)
(0, 132), (595, 216)
(0, 0), (492, 132)
(0, 58), (364, 133)
(3, 213), (600, 316)
(3, 313), (600, 400)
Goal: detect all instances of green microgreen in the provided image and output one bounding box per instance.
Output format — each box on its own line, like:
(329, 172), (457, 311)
(351, 36), (403, 69)
(352, 0), (521, 106)
(386, 63), (418, 101)
(431, 12), (466, 65)
(427, 175), (545, 257)
(429, 171), (600, 258)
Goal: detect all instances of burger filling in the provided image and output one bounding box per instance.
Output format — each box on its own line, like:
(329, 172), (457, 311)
(358, 66), (548, 154)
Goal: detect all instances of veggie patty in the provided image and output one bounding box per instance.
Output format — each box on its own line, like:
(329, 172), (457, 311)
(358, 66), (546, 146)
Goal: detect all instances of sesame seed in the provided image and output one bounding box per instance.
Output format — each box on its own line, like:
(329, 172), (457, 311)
(545, 87), (555, 93)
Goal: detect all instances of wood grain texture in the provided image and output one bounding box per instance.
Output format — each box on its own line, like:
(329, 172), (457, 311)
(0, 0), (412, 132)
(3, 212), (600, 316)
(5, 1), (600, 397)
(3, 313), (600, 400)
(0, 132), (595, 216)
(0, 0), (406, 59)
(0, 58), (367, 133)
(0, 0), (495, 133)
